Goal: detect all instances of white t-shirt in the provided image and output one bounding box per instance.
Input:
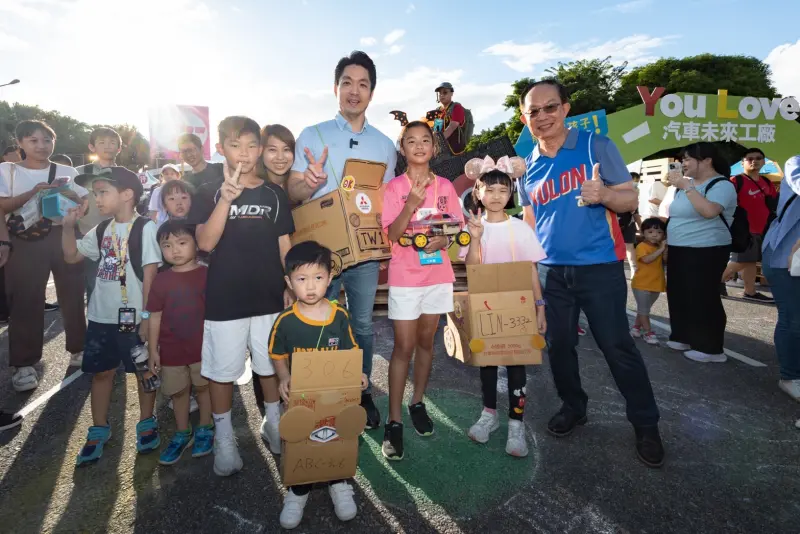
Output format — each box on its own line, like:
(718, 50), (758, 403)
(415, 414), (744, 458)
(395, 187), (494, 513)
(77, 217), (162, 324)
(658, 186), (677, 219)
(0, 163), (86, 224)
(148, 186), (168, 226)
(637, 179), (667, 218)
(461, 216), (547, 264)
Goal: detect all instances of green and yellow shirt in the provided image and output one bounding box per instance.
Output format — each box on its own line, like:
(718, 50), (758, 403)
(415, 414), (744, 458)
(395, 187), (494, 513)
(269, 300), (358, 362)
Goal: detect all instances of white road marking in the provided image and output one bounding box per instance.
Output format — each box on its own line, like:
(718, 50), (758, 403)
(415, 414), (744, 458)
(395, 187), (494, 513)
(213, 505), (265, 533)
(622, 121), (650, 144)
(18, 370), (84, 418)
(625, 309), (766, 367)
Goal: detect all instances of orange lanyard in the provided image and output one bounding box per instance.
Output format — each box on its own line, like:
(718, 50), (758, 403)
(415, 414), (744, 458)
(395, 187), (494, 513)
(405, 172), (438, 213)
(110, 218), (134, 305)
(479, 214), (515, 264)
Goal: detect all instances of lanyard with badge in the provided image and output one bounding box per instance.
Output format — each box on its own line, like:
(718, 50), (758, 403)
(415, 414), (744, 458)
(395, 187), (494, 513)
(408, 174), (442, 266)
(112, 218), (137, 332)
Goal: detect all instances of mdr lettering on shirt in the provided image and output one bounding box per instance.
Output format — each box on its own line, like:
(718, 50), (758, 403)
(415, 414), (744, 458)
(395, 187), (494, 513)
(519, 129), (629, 266)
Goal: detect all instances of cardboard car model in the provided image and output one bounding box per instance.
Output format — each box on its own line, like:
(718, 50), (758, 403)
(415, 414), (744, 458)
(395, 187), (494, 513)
(398, 212), (471, 250)
(278, 349), (367, 487)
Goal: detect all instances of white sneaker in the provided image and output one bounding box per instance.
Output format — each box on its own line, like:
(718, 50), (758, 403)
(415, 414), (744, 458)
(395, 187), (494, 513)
(505, 419), (528, 457)
(666, 341), (691, 351)
(280, 488), (309, 529)
(235, 358), (252, 386)
(168, 394), (199, 413)
(684, 350), (727, 363)
(468, 409), (499, 443)
(328, 481), (357, 522)
(213, 433), (243, 476)
(260, 414), (281, 454)
(12, 367), (39, 392)
(630, 326), (642, 338)
(643, 332), (659, 345)
(778, 379), (800, 402)
(68, 351), (83, 367)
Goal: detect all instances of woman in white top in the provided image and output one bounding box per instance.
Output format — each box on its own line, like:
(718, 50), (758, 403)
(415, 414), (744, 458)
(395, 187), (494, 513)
(664, 142), (737, 364)
(0, 120), (89, 392)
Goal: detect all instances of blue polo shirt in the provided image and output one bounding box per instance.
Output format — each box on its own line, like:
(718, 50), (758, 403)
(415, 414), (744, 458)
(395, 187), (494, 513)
(519, 128), (630, 266)
(292, 112), (397, 201)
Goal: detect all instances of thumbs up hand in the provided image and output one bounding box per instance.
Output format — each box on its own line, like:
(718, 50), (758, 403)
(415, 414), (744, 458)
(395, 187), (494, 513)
(579, 163), (606, 205)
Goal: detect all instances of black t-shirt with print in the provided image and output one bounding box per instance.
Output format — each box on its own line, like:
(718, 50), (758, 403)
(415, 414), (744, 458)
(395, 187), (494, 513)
(200, 180), (295, 321)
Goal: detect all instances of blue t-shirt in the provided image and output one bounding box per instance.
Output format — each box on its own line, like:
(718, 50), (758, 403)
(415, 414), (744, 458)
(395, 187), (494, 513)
(666, 177), (737, 248)
(519, 129), (630, 265)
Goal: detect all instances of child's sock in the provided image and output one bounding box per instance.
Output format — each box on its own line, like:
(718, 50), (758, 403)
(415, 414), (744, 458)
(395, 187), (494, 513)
(265, 401), (281, 422)
(213, 411), (233, 437)
(483, 407), (497, 415)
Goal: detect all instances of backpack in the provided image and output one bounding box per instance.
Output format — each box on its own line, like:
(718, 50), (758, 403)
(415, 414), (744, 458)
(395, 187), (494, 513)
(447, 102), (474, 143)
(763, 192), (798, 237)
(733, 174), (779, 234)
(95, 216), (150, 283)
(706, 177), (752, 253)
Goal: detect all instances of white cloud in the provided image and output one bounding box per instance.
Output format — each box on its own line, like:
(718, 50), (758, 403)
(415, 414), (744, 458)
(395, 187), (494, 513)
(231, 5), (242, 12)
(360, 36), (377, 46)
(596, 0), (652, 13)
(384, 29), (406, 45)
(387, 45), (403, 55)
(0, 32), (29, 51)
(765, 39), (800, 98)
(0, 0), (51, 21)
(483, 34), (674, 73)
(406, 3), (416, 13)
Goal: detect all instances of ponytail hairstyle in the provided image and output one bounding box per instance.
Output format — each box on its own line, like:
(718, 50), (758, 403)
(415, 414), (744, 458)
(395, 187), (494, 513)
(678, 142), (730, 178)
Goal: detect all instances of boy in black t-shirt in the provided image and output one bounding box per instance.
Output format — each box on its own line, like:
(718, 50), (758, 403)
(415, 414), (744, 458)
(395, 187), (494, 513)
(269, 241), (367, 530)
(195, 116), (295, 477)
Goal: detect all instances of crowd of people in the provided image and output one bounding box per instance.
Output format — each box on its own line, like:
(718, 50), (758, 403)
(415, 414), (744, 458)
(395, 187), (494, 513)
(1, 49), (798, 529)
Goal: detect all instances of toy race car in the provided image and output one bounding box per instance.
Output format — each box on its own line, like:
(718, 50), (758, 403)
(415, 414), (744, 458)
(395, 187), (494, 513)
(398, 212), (471, 250)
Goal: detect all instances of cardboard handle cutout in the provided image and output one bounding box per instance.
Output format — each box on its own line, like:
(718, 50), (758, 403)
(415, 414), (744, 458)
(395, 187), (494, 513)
(279, 406), (316, 443)
(335, 405), (367, 440)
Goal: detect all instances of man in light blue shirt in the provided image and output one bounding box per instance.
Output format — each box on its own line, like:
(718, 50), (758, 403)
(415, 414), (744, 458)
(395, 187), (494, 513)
(288, 51), (397, 432)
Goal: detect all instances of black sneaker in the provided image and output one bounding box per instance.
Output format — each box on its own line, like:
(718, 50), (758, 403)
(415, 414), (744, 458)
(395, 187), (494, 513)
(382, 421), (404, 461)
(742, 292), (775, 303)
(44, 302), (60, 312)
(361, 393), (381, 430)
(0, 410), (23, 432)
(408, 402), (434, 436)
(719, 283), (728, 296)
(546, 408), (587, 437)
(634, 425), (665, 468)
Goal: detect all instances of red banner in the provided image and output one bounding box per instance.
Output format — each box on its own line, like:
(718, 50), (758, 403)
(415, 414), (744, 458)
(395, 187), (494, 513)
(148, 105), (211, 161)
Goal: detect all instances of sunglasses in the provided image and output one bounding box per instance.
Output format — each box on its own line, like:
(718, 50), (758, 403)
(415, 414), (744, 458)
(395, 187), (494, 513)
(523, 103), (561, 119)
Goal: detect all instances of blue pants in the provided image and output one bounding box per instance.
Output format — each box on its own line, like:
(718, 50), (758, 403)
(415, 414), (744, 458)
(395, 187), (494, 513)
(762, 247), (800, 380)
(326, 261), (379, 392)
(539, 261), (660, 427)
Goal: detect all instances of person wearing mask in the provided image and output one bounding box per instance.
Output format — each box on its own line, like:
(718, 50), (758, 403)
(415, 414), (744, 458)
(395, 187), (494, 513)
(761, 156), (800, 403)
(665, 143), (737, 363)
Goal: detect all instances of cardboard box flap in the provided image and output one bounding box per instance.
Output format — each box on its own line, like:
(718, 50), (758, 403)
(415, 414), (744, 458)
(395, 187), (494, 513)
(342, 159), (387, 190)
(467, 262), (534, 294)
(290, 349), (363, 391)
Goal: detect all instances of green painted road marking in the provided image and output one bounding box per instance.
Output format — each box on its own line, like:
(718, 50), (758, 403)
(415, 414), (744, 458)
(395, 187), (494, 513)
(356, 389), (537, 518)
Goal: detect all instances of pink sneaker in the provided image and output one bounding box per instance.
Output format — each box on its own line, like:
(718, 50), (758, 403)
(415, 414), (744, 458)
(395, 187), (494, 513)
(630, 326), (642, 338)
(643, 331), (659, 345)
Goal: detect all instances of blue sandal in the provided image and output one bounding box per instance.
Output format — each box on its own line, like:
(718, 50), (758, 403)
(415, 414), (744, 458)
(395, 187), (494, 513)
(76, 425), (112, 467)
(136, 416), (161, 453)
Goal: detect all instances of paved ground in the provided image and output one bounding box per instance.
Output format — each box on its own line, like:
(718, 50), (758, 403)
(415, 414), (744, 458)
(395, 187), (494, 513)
(0, 277), (798, 534)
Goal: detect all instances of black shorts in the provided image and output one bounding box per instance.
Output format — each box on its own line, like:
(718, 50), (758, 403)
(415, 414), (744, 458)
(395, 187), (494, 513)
(82, 321), (141, 374)
(730, 233), (763, 264)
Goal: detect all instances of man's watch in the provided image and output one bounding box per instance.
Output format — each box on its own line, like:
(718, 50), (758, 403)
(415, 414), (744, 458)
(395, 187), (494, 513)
(140, 311), (151, 320)
(0, 240), (11, 251)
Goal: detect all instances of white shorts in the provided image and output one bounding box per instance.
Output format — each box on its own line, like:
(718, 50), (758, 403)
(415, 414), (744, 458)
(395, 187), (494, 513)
(201, 313), (278, 382)
(388, 283), (454, 321)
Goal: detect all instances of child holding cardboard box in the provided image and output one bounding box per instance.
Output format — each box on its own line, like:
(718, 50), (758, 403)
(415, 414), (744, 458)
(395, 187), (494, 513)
(382, 121), (464, 461)
(270, 241), (367, 529)
(463, 157), (547, 457)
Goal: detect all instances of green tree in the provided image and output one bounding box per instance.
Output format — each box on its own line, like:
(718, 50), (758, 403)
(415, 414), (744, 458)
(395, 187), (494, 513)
(614, 54), (779, 110)
(545, 57), (626, 115)
(0, 101), (90, 158)
(466, 77), (534, 152)
(109, 123), (150, 171)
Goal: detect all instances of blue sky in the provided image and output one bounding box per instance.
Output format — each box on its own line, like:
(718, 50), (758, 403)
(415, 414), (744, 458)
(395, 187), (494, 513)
(1, 0), (798, 146)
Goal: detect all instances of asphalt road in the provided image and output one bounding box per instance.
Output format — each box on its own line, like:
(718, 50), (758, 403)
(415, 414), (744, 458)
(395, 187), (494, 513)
(0, 277), (797, 534)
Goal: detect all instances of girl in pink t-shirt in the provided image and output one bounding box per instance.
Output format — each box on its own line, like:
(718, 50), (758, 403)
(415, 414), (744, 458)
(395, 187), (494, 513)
(462, 159), (547, 458)
(381, 121), (463, 461)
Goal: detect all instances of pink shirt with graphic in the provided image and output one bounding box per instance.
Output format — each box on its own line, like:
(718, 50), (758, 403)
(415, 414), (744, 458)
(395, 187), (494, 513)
(382, 174), (463, 287)
(460, 216), (547, 265)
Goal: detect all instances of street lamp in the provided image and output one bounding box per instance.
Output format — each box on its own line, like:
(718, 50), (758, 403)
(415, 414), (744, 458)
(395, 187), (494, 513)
(0, 79), (20, 89)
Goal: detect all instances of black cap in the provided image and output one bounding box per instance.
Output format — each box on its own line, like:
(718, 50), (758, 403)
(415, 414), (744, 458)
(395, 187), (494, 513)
(75, 166), (143, 200)
(435, 82), (454, 92)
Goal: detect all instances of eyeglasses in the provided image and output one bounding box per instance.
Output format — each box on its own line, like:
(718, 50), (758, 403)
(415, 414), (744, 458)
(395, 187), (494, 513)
(523, 103), (561, 119)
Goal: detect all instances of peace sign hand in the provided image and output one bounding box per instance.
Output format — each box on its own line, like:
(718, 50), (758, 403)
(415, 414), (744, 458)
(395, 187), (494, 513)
(220, 161), (244, 203)
(223, 160), (242, 185)
(406, 174), (432, 210)
(467, 207), (484, 240)
(303, 147), (328, 190)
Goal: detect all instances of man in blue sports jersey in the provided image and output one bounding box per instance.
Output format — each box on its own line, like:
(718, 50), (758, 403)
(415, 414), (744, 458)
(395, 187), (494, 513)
(517, 80), (664, 468)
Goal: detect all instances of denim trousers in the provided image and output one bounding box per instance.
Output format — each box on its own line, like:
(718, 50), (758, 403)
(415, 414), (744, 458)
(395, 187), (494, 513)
(762, 247), (800, 380)
(326, 260), (379, 391)
(538, 261), (660, 427)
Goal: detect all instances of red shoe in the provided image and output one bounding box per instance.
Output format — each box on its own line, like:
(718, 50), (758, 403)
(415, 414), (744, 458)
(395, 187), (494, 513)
(577, 326), (587, 336)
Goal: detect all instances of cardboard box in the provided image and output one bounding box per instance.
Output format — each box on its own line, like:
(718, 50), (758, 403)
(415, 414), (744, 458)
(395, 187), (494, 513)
(291, 159), (391, 276)
(279, 349), (366, 487)
(444, 262), (546, 366)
